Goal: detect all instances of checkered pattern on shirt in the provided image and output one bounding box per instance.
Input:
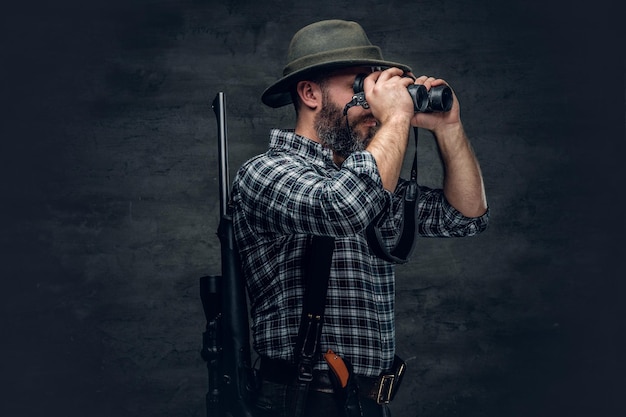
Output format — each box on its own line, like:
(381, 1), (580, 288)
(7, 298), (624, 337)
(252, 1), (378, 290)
(231, 129), (489, 377)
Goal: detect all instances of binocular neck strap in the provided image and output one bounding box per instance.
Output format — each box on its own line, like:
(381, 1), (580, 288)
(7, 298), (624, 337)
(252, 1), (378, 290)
(341, 86), (420, 264)
(365, 127), (420, 264)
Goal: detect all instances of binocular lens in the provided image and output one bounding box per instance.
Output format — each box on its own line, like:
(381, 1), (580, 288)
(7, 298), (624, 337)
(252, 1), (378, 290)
(406, 84), (453, 113)
(427, 85), (453, 113)
(407, 84), (429, 112)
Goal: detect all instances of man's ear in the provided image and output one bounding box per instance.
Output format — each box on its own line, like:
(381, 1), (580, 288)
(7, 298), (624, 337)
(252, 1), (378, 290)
(295, 80), (322, 110)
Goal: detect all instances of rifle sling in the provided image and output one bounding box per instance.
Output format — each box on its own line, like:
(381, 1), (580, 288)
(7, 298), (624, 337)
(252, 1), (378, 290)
(291, 235), (335, 415)
(294, 235), (335, 373)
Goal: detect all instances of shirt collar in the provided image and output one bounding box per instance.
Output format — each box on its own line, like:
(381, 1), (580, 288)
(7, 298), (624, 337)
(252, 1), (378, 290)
(268, 129), (337, 170)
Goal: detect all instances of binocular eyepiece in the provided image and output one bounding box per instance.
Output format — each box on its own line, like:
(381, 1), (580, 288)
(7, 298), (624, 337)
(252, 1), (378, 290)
(353, 73), (453, 113)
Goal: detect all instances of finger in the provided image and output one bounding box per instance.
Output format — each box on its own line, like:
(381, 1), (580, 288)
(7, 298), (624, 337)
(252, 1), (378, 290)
(414, 75), (444, 90)
(363, 71), (379, 91)
(365, 68), (412, 91)
(377, 67), (404, 82)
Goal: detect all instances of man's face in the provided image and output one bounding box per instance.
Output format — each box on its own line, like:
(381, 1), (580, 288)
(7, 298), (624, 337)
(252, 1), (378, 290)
(314, 68), (378, 159)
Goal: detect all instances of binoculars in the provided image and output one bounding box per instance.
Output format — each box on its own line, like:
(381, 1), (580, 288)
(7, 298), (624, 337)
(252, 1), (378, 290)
(353, 73), (453, 113)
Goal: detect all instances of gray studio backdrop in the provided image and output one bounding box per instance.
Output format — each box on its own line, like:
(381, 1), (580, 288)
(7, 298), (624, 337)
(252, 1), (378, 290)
(1, 1), (623, 417)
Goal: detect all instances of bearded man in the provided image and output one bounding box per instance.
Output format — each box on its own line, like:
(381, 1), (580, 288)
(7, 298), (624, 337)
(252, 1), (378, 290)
(231, 20), (489, 417)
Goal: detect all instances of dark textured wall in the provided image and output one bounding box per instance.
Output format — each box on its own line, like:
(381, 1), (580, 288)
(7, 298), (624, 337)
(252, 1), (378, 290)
(1, 1), (623, 416)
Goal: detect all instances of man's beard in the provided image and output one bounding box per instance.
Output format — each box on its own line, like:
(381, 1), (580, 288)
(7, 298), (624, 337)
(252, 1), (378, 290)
(314, 94), (378, 159)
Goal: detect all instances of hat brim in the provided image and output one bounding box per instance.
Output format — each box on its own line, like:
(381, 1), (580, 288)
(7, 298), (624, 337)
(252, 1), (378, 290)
(261, 59), (412, 108)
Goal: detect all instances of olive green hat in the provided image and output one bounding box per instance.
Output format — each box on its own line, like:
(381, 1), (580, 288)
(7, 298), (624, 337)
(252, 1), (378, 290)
(261, 19), (412, 108)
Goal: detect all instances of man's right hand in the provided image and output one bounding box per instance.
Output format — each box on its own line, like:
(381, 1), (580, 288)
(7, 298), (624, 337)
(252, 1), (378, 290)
(363, 67), (416, 192)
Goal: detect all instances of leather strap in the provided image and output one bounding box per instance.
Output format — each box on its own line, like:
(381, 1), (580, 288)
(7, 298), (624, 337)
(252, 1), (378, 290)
(293, 235), (335, 374)
(346, 74), (420, 264)
(291, 235), (336, 416)
(365, 127), (420, 264)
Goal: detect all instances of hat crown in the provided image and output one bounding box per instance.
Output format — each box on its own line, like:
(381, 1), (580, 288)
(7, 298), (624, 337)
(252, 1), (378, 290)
(283, 20), (382, 76)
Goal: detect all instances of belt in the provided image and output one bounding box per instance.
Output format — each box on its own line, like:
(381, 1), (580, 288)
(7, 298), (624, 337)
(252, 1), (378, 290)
(259, 357), (402, 404)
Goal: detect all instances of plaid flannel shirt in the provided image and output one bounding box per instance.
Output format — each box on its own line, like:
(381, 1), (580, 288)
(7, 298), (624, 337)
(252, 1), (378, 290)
(232, 129), (489, 377)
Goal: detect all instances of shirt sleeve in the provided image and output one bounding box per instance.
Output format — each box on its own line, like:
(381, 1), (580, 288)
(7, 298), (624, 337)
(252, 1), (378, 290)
(233, 150), (391, 237)
(373, 181), (489, 242)
(417, 185), (489, 237)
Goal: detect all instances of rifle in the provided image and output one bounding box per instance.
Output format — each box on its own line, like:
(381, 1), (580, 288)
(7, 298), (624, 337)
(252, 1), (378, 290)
(200, 92), (257, 417)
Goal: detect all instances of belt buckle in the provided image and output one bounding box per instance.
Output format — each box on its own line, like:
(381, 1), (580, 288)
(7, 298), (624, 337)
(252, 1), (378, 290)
(298, 363), (314, 383)
(376, 374), (395, 404)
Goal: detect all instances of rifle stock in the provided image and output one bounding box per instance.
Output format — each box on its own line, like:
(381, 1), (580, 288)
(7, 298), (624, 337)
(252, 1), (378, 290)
(200, 92), (256, 417)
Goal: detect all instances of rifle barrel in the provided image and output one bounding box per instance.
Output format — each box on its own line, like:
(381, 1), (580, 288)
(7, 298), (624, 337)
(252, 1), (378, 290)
(212, 92), (230, 219)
